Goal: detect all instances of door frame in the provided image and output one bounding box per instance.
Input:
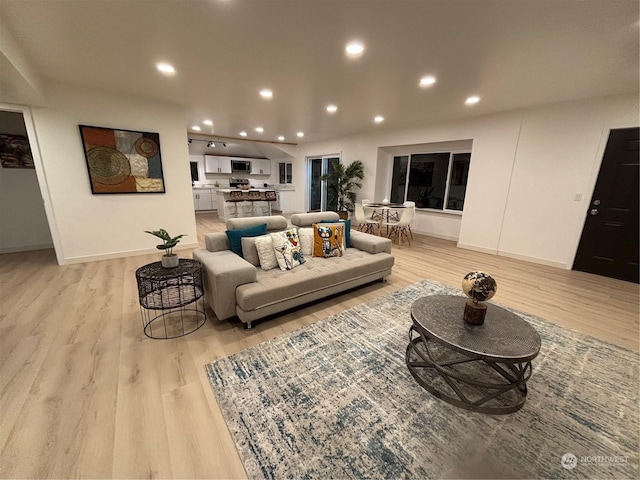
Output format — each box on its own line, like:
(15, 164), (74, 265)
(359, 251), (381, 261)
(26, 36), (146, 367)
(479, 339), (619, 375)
(0, 102), (64, 265)
(569, 122), (640, 270)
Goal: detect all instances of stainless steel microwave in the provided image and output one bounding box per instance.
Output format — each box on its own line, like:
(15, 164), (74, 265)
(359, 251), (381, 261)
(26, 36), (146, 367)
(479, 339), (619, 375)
(231, 160), (251, 173)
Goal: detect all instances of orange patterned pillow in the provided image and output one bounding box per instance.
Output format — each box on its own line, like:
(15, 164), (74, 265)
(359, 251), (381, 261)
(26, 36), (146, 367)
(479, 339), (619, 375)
(312, 223), (344, 258)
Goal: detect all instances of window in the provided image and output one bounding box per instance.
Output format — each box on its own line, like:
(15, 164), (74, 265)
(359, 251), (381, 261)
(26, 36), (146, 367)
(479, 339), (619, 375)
(390, 151), (471, 211)
(278, 162), (293, 184)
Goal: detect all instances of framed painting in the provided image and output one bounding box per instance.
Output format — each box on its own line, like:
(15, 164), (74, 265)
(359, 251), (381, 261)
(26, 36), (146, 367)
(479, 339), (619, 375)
(0, 134), (35, 168)
(79, 125), (165, 194)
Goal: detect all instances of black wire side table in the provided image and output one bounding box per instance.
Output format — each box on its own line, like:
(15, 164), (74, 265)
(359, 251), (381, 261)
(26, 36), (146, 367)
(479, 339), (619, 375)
(135, 259), (206, 339)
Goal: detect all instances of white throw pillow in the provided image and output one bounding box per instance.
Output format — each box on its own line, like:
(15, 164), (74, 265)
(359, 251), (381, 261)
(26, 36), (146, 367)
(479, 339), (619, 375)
(254, 235), (278, 271)
(270, 228), (305, 271)
(297, 227), (314, 256)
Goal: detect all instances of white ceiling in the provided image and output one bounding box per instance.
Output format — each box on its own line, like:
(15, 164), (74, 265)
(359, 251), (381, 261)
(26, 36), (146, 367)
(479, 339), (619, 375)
(0, 0), (638, 146)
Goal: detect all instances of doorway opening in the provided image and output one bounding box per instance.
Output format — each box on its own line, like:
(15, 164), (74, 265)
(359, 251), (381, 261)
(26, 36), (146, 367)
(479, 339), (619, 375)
(307, 154), (339, 212)
(0, 104), (62, 264)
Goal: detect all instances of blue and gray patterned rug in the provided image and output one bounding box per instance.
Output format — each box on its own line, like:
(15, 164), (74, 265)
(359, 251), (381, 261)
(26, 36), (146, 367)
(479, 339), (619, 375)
(205, 279), (639, 479)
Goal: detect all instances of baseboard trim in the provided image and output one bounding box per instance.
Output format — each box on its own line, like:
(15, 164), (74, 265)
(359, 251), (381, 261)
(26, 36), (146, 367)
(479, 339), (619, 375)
(456, 243), (498, 255)
(0, 243), (55, 254)
(457, 243), (569, 269)
(411, 229), (459, 242)
(63, 242), (200, 265)
(497, 249), (568, 269)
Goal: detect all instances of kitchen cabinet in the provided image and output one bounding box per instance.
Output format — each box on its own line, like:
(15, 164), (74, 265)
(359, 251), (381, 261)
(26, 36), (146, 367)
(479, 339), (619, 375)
(204, 155), (232, 174)
(251, 159), (271, 175)
(193, 188), (214, 211)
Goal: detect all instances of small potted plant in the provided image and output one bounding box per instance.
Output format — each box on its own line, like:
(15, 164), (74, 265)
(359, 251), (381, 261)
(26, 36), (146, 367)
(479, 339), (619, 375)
(145, 229), (186, 268)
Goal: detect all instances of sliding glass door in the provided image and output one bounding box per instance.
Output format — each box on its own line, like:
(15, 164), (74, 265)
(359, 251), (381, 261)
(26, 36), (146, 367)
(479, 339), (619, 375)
(307, 155), (339, 211)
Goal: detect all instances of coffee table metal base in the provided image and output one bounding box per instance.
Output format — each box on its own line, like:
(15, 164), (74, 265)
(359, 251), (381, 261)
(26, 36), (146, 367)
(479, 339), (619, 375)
(406, 325), (533, 414)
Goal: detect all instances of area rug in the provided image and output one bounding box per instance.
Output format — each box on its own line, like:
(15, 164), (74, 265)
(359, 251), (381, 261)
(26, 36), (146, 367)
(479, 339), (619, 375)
(205, 279), (639, 479)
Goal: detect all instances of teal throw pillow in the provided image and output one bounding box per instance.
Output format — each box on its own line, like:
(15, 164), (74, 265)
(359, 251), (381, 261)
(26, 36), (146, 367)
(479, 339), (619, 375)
(226, 223), (267, 257)
(321, 219), (351, 248)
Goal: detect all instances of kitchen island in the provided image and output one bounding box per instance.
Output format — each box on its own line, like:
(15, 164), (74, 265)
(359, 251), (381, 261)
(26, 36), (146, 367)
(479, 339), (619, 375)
(217, 189), (278, 221)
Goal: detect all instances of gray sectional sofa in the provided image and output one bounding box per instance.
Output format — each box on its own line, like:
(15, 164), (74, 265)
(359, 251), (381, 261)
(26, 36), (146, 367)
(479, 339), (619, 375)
(193, 211), (394, 328)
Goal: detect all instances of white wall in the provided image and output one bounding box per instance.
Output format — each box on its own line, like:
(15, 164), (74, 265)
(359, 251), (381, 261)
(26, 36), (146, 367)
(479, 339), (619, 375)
(294, 93), (638, 268)
(0, 110), (53, 252)
(496, 95), (639, 267)
(30, 81), (198, 263)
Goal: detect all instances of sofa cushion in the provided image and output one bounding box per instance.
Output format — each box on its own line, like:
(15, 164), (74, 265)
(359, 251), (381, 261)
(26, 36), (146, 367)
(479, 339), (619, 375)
(312, 223), (344, 258)
(290, 211), (340, 227)
(254, 235), (278, 270)
(241, 237), (260, 266)
(225, 223), (267, 257)
(271, 228), (305, 271)
(227, 215), (288, 232)
(235, 249), (394, 312)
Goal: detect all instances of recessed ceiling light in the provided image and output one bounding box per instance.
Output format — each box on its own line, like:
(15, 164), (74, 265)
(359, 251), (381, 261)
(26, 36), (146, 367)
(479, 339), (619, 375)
(419, 76), (436, 87)
(255, 127), (264, 133)
(239, 131), (248, 137)
(203, 119), (213, 126)
(374, 116), (384, 123)
(192, 125), (201, 131)
(326, 104), (338, 113)
(260, 89), (273, 99)
(465, 96), (481, 105)
(296, 132), (304, 138)
(345, 42), (365, 57)
(156, 63), (175, 74)
(277, 136), (285, 141)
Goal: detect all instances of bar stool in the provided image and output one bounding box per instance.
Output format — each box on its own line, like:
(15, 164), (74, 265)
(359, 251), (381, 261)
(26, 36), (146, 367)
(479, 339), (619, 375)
(226, 191), (244, 218)
(246, 190), (262, 217)
(265, 190), (277, 216)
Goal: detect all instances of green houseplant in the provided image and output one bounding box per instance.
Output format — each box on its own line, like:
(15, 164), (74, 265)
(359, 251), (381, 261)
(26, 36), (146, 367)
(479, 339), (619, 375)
(145, 229), (186, 268)
(321, 159), (365, 219)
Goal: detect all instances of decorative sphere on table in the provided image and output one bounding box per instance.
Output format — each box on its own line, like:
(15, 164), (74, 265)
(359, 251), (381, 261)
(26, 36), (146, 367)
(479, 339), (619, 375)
(462, 271), (497, 303)
(462, 271), (497, 325)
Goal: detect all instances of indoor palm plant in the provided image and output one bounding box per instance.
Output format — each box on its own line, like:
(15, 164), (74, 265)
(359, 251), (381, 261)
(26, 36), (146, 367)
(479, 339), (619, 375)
(145, 229), (186, 268)
(322, 159), (365, 219)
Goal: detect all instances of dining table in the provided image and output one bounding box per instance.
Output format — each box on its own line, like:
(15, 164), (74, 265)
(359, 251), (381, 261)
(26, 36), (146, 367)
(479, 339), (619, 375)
(365, 202), (406, 236)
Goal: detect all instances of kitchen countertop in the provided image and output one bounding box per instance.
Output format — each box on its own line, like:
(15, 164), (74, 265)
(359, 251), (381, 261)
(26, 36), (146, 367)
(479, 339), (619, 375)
(217, 188), (274, 193)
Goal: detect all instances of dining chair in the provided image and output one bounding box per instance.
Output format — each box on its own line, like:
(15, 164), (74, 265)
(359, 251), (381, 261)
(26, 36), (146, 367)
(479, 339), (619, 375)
(361, 199), (380, 221)
(383, 204), (415, 247)
(403, 201), (415, 239)
(354, 203), (379, 235)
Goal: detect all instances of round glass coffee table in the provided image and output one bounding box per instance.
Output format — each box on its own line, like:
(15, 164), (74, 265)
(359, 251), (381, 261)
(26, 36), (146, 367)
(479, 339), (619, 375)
(406, 295), (541, 414)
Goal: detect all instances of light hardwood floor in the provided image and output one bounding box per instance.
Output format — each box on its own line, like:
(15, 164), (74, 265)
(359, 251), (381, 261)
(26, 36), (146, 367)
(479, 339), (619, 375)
(1, 211), (638, 478)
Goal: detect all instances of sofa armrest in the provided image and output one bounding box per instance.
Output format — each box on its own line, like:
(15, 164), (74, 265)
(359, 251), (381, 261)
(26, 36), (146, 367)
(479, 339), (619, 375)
(204, 232), (230, 252)
(193, 249), (257, 320)
(350, 230), (392, 254)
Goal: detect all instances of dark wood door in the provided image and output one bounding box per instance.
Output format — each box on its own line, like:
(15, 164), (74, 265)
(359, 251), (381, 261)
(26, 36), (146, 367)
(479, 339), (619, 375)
(573, 127), (639, 283)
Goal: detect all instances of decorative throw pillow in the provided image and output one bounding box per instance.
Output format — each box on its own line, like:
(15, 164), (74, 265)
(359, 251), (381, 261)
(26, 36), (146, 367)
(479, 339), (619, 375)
(241, 237), (260, 267)
(320, 219), (352, 248)
(270, 228), (306, 271)
(312, 223), (344, 258)
(254, 235), (278, 271)
(225, 223), (267, 257)
(297, 227), (314, 256)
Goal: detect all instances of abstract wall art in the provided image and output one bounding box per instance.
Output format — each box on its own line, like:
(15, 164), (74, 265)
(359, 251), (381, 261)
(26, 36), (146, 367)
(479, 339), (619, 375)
(79, 125), (165, 194)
